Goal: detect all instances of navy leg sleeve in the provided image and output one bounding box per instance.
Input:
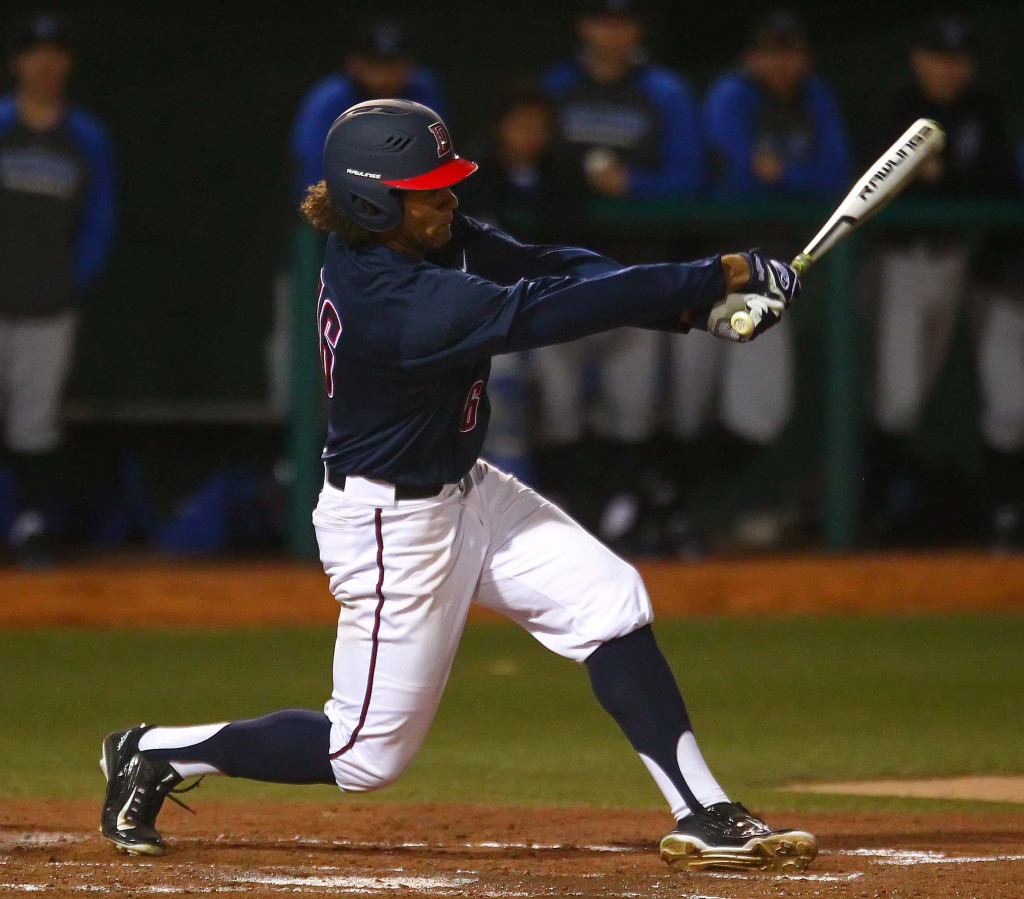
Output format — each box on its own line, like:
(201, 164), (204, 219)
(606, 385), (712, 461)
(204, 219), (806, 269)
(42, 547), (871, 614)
(585, 624), (703, 813)
(144, 709), (335, 785)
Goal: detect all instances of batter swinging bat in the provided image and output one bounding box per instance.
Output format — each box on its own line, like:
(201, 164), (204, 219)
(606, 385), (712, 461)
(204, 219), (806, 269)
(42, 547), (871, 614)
(730, 118), (946, 337)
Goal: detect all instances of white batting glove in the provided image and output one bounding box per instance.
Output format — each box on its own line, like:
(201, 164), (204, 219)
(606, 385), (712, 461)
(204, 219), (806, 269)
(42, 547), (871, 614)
(707, 292), (787, 342)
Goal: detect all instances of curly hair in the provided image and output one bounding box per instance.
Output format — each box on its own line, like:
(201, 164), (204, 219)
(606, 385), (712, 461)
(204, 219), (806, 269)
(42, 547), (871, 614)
(299, 181), (378, 247)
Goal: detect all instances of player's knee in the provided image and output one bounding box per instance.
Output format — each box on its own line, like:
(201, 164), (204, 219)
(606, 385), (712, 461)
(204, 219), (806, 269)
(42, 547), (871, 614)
(331, 751), (411, 793)
(603, 562), (655, 640)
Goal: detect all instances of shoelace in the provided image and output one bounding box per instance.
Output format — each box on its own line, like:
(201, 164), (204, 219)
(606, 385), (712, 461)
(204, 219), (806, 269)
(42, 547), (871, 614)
(166, 776), (204, 815)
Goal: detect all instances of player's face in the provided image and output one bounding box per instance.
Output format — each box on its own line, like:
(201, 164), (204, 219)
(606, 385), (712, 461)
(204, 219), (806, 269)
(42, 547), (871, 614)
(499, 104), (553, 164)
(577, 15), (643, 63)
(10, 43), (73, 99)
(397, 187), (459, 254)
(746, 46), (811, 96)
(911, 49), (975, 104)
(346, 56), (414, 98)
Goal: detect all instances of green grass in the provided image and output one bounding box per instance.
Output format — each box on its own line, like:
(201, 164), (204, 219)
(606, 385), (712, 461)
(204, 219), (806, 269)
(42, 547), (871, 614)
(1, 615), (1022, 810)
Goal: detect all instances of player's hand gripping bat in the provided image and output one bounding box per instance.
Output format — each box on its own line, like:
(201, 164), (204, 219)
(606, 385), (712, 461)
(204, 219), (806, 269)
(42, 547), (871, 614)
(729, 118), (946, 338)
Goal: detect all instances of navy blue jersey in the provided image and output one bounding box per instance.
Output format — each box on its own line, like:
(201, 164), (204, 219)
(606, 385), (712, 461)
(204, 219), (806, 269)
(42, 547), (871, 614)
(317, 213), (726, 487)
(0, 97), (117, 316)
(544, 61), (702, 198)
(874, 82), (1015, 198)
(702, 72), (851, 197)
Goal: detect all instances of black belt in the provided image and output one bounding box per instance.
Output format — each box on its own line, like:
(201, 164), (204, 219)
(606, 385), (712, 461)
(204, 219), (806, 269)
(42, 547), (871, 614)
(327, 470), (445, 500)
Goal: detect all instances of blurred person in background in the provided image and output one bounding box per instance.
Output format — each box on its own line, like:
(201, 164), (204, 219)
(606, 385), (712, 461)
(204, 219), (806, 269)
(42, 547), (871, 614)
(0, 11), (117, 564)
(968, 143), (1024, 551)
(290, 18), (448, 200)
(458, 86), (587, 484)
(865, 14), (1017, 544)
(666, 10), (850, 552)
(535, 0), (702, 552)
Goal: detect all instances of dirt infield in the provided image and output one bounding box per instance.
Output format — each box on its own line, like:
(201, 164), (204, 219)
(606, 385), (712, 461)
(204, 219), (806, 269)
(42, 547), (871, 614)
(4, 551), (1024, 627)
(3, 554), (1022, 896)
(2, 800), (1023, 898)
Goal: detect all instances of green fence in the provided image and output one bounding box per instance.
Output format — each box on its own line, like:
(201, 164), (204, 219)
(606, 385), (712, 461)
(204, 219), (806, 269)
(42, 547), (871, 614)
(288, 197), (1024, 557)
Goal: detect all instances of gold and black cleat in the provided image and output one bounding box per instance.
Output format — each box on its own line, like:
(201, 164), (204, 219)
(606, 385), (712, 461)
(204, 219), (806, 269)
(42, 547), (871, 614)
(660, 802), (817, 873)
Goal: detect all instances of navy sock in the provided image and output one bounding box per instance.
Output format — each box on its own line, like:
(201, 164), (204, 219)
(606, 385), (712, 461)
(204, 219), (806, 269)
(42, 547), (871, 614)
(144, 709), (335, 785)
(585, 624), (703, 813)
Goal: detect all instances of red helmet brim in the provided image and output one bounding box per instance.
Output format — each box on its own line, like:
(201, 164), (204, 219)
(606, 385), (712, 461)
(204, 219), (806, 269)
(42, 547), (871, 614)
(382, 156), (479, 190)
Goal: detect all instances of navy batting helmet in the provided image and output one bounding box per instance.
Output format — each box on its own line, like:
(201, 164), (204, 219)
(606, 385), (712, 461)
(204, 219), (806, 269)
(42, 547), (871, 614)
(323, 99), (478, 232)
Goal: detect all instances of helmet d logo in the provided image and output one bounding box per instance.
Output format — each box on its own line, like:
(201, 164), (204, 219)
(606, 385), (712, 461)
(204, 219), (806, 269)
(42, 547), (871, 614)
(429, 122), (451, 157)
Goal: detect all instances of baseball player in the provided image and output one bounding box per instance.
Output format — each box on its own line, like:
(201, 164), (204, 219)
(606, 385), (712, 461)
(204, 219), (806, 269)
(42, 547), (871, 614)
(972, 141), (1024, 550)
(866, 14), (1017, 539)
(533, 0), (703, 548)
(0, 12), (117, 563)
(100, 100), (815, 874)
(667, 12), (850, 547)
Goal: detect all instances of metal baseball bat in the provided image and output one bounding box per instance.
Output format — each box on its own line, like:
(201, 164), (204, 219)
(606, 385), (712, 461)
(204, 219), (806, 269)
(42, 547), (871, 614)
(730, 118), (947, 337)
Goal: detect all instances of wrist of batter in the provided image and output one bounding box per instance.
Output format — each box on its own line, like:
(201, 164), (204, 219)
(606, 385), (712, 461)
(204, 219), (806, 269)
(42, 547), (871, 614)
(721, 253), (752, 293)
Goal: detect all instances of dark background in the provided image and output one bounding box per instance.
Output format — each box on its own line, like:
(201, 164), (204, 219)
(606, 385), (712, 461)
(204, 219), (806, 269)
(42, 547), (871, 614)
(3, 0), (1022, 404)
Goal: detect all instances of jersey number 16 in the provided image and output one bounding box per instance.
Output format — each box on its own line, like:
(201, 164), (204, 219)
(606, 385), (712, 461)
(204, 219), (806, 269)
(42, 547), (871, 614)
(318, 276), (342, 398)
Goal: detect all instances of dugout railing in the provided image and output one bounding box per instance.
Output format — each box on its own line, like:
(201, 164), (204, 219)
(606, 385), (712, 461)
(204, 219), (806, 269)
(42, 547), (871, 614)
(287, 198), (1024, 558)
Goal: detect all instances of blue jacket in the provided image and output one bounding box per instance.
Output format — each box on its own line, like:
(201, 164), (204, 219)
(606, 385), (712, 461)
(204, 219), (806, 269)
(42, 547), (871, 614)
(702, 71), (851, 196)
(0, 96), (117, 308)
(544, 61), (702, 197)
(289, 70), (448, 202)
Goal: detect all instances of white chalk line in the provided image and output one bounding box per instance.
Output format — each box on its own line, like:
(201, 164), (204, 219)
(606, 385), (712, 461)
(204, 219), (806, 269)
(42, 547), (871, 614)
(840, 848), (1024, 866)
(5, 838), (1024, 894)
(196, 835), (639, 853)
(0, 832), (89, 849)
(235, 873), (477, 891)
(706, 871), (865, 882)
(0, 875), (478, 895)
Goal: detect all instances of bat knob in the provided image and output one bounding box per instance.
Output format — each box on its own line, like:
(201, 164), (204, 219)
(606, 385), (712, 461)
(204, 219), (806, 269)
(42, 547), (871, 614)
(730, 310), (755, 337)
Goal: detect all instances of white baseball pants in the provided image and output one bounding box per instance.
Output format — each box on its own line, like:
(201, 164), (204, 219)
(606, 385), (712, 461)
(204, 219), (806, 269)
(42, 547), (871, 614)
(313, 460), (654, 793)
(873, 244), (967, 435)
(977, 294), (1024, 451)
(668, 319), (794, 445)
(530, 328), (660, 443)
(0, 311), (77, 452)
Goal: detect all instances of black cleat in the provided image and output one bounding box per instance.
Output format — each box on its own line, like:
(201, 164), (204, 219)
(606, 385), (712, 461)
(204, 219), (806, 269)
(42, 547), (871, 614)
(100, 724), (187, 856)
(660, 802), (817, 873)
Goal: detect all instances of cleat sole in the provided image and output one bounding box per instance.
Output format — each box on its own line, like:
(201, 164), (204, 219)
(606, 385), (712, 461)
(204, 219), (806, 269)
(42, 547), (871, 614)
(661, 829), (818, 873)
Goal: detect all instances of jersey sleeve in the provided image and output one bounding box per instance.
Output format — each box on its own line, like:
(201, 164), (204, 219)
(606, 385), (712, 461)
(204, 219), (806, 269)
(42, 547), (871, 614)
(626, 69), (703, 197)
(702, 74), (759, 195)
(359, 254), (726, 372)
(67, 111), (118, 295)
(452, 214), (620, 281)
(541, 62), (578, 97)
(779, 78), (852, 193)
(409, 67), (449, 121)
(289, 78), (356, 202)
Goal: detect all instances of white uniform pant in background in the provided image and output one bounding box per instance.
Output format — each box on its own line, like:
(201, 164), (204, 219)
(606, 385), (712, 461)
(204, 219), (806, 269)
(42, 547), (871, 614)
(0, 311), (77, 453)
(977, 294), (1024, 452)
(530, 328), (659, 443)
(668, 320), (793, 445)
(313, 461), (653, 793)
(873, 244), (967, 436)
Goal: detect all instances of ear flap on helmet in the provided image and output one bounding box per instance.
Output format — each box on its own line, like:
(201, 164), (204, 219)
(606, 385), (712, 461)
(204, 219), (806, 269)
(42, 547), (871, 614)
(341, 189), (403, 232)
